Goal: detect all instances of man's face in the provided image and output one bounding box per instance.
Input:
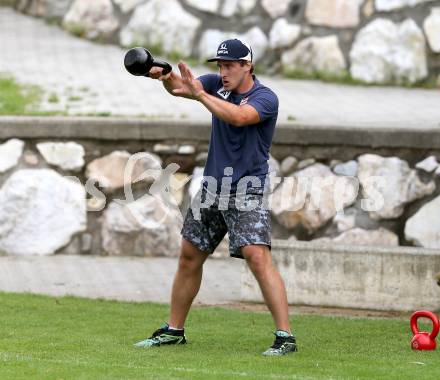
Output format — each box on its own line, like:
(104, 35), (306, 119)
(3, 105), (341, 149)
(217, 60), (250, 91)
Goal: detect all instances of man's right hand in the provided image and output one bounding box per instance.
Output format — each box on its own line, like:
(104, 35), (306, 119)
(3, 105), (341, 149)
(147, 64), (199, 99)
(148, 67), (172, 82)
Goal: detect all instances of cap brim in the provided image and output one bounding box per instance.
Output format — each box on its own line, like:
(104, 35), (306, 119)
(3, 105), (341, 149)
(206, 56), (241, 62)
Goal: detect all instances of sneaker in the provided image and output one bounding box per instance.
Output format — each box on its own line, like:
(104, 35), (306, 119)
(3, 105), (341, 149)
(134, 323), (187, 348)
(262, 330), (298, 356)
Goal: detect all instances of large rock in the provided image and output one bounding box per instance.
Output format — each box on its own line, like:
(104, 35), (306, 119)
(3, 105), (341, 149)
(305, 0), (363, 28)
(0, 139), (24, 173)
(281, 35), (346, 76)
(17, 0), (73, 19)
(268, 155), (281, 192)
(188, 166), (205, 201)
(63, 0), (119, 40)
(170, 173), (190, 207)
(185, 0), (220, 13)
(376, 0), (436, 11)
(270, 163), (357, 232)
(268, 154), (281, 177)
(350, 18), (427, 84)
(36, 142), (85, 171)
(198, 27), (268, 62)
(333, 210), (356, 232)
(198, 29), (229, 60)
(113, 0), (144, 13)
(101, 197), (182, 257)
(241, 27), (268, 62)
(86, 151), (162, 191)
(280, 156), (298, 176)
(0, 169), (86, 255)
(220, 0), (257, 17)
(261, 0), (292, 19)
(120, 0), (201, 58)
(269, 18), (301, 49)
(357, 154), (435, 220)
(297, 158), (316, 171)
(405, 195), (440, 249)
(313, 227), (399, 247)
(332, 204), (383, 233)
(333, 160), (358, 177)
(415, 156), (439, 173)
(362, 0), (375, 18)
(424, 7), (440, 53)
(153, 143), (179, 155)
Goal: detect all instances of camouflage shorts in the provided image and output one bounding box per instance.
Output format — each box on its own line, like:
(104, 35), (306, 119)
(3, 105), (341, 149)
(181, 188), (271, 259)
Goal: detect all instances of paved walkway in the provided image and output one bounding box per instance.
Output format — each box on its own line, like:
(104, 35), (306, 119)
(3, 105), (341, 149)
(0, 255), (242, 305)
(1, 7), (440, 129)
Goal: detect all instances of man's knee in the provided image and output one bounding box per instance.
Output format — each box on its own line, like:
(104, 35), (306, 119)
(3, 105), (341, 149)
(242, 245), (271, 274)
(179, 239), (208, 271)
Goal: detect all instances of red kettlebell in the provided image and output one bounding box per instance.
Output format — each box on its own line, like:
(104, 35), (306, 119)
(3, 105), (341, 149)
(410, 310), (439, 351)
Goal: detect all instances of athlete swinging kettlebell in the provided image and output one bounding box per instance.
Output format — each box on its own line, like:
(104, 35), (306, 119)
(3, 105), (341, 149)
(127, 39), (298, 356)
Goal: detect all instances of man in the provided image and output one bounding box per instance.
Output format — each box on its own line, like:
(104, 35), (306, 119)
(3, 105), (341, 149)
(134, 39), (297, 356)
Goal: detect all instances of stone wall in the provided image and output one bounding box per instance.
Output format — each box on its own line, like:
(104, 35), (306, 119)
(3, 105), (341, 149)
(242, 240), (440, 311)
(1, 119), (440, 257)
(10, 0), (440, 85)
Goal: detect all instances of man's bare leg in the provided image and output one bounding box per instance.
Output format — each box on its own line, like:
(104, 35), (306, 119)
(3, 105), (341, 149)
(242, 244), (291, 333)
(168, 239), (209, 329)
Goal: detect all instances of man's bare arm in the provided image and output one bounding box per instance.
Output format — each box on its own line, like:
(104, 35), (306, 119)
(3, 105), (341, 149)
(149, 67), (201, 100)
(172, 62), (260, 127)
(197, 91), (260, 127)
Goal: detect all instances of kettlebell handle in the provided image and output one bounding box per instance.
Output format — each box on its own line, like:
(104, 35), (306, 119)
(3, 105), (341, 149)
(124, 47), (172, 77)
(150, 59), (172, 76)
(410, 311), (440, 339)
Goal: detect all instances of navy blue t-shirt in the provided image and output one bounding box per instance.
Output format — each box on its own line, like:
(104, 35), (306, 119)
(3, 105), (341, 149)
(198, 73), (278, 195)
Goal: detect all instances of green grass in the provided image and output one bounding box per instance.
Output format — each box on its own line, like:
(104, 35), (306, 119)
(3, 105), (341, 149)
(67, 95), (82, 102)
(0, 75), (65, 116)
(0, 75), (41, 115)
(48, 93), (60, 103)
(0, 293), (439, 380)
(63, 22), (86, 38)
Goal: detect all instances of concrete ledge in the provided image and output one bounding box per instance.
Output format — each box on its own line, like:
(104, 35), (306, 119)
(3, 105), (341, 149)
(241, 240), (440, 311)
(1, 116), (440, 149)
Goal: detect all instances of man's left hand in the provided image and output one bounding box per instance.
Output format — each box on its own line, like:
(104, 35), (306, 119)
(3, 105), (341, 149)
(172, 62), (204, 100)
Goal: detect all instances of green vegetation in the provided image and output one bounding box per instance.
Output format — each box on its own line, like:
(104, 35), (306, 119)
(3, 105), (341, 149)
(82, 111), (112, 117)
(0, 75), (41, 114)
(48, 93), (60, 103)
(284, 69), (367, 86)
(1, 292), (439, 380)
(63, 22), (86, 38)
(283, 69), (440, 89)
(0, 0), (16, 6)
(0, 75), (65, 116)
(67, 95), (82, 102)
(145, 42), (164, 57)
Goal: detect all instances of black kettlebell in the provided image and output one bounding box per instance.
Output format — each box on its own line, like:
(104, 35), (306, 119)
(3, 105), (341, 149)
(124, 47), (172, 77)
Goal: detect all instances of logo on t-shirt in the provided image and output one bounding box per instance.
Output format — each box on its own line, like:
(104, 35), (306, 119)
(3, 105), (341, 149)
(217, 87), (231, 100)
(239, 97), (249, 106)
